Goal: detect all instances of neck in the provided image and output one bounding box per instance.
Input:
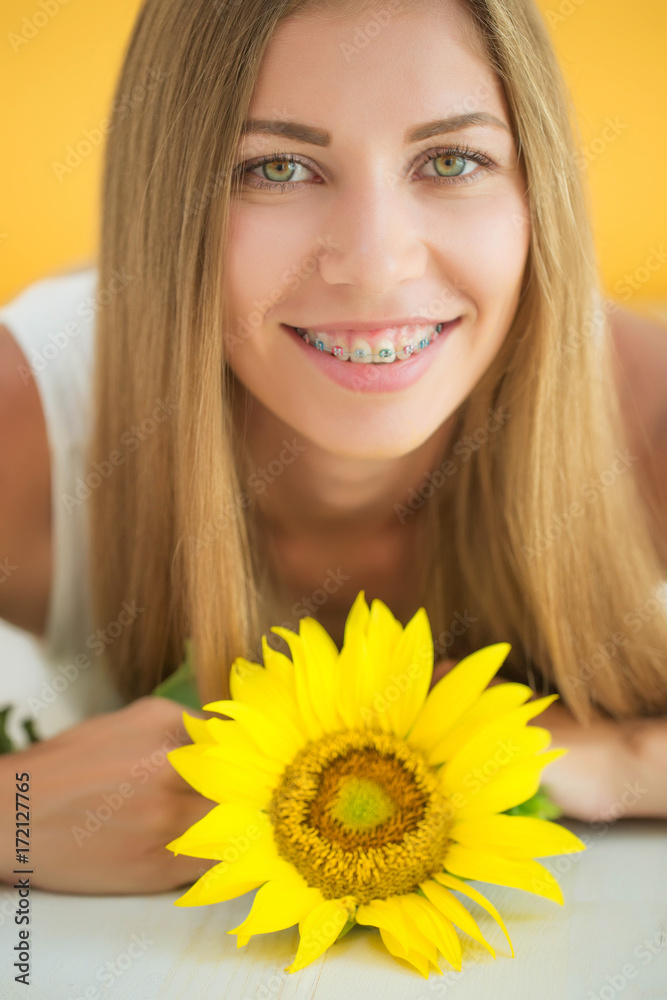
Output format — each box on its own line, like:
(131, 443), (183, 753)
(232, 382), (457, 541)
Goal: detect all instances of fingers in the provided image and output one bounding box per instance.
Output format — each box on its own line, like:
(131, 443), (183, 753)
(157, 791), (224, 891)
(129, 696), (207, 750)
(168, 853), (220, 890)
(98, 850), (220, 896)
(148, 695), (231, 733)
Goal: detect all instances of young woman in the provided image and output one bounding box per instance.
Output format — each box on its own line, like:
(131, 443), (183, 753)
(1, 0), (667, 895)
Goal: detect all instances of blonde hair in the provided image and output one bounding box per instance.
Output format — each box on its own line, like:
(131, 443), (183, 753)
(89, 0), (667, 723)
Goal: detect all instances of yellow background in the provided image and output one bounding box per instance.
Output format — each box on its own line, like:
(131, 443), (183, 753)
(1, 0), (666, 307)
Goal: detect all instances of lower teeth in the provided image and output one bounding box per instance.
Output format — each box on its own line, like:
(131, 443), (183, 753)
(294, 324), (444, 363)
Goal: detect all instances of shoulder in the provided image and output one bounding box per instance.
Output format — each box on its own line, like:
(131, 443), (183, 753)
(0, 321), (52, 634)
(0, 320), (38, 416)
(0, 322), (48, 470)
(609, 304), (667, 563)
(609, 304), (667, 431)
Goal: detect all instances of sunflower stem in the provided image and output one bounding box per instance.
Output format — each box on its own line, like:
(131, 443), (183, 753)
(336, 915), (357, 941)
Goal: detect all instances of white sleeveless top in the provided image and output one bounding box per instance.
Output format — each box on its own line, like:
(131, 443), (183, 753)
(0, 267), (124, 739)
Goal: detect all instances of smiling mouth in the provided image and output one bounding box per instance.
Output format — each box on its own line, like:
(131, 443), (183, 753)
(285, 319), (461, 364)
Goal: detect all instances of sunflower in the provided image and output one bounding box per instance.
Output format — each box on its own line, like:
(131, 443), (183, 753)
(166, 591), (585, 978)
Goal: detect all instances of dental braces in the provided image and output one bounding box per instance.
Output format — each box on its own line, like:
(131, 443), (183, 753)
(295, 322), (444, 361)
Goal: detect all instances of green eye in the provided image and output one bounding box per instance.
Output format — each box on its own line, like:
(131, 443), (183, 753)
(260, 158), (299, 183)
(432, 153), (468, 177)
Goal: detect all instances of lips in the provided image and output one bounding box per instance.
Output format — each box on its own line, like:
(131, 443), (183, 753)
(284, 316), (460, 392)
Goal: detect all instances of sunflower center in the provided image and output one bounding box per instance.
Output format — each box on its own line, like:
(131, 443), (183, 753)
(268, 729), (453, 905)
(329, 776), (395, 829)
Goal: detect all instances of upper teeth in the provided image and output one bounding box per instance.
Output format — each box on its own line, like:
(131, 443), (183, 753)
(294, 323), (444, 363)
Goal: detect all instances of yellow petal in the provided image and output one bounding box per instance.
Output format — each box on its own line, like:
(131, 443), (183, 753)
(365, 599), (405, 676)
(408, 643), (512, 753)
(335, 594), (407, 731)
(167, 744), (276, 807)
(166, 802), (273, 860)
(173, 852), (295, 907)
(229, 657), (307, 744)
(343, 589), (371, 645)
(179, 716), (284, 774)
(379, 927), (432, 978)
(228, 872), (323, 941)
(334, 600), (431, 739)
(451, 815), (586, 860)
(296, 616), (345, 732)
(355, 599), (405, 734)
(182, 712), (218, 744)
(285, 896), (356, 973)
(448, 748), (568, 820)
(201, 699), (305, 764)
(356, 897), (438, 976)
(426, 683), (534, 764)
(433, 872), (514, 957)
(269, 626), (325, 741)
(178, 879), (261, 907)
(440, 723), (553, 797)
(399, 892), (463, 971)
(419, 879), (495, 957)
(378, 896), (440, 966)
(444, 843), (564, 905)
(261, 634), (297, 690)
(333, 624), (369, 729)
(385, 607), (434, 738)
(356, 897), (407, 940)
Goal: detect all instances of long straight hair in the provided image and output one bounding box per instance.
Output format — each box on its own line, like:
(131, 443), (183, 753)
(88, 0), (667, 723)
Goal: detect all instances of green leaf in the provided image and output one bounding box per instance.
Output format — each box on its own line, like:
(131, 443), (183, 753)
(503, 785), (562, 820)
(0, 706), (41, 754)
(152, 637), (202, 710)
(0, 705), (16, 754)
(21, 716), (41, 745)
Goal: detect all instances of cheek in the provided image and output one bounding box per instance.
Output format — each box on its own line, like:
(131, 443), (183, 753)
(435, 194), (530, 309)
(226, 210), (304, 336)
(224, 213), (308, 391)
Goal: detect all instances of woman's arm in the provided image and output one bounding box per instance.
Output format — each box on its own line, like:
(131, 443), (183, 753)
(609, 302), (667, 566)
(0, 322), (52, 635)
(543, 304), (667, 820)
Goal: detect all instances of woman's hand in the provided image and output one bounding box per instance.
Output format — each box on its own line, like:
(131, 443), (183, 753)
(0, 696), (220, 894)
(530, 701), (667, 822)
(428, 658), (666, 822)
(528, 700), (629, 822)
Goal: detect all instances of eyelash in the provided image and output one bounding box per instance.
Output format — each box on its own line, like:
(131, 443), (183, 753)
(234, 142), (496, 192)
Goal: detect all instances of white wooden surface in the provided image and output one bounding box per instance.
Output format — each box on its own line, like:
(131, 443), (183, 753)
(0, 818), (665, 998)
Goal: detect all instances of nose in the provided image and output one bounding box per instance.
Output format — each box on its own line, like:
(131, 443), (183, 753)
(316, 171), (429, 294)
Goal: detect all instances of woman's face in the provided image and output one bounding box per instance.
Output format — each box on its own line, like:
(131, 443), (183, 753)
(225, 0), (530, 460)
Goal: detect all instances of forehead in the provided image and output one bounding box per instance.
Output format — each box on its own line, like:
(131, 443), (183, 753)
(244, 1), (509, 144)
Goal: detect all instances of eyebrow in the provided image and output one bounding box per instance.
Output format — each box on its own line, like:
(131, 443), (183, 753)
(240, 112), (511, 146)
